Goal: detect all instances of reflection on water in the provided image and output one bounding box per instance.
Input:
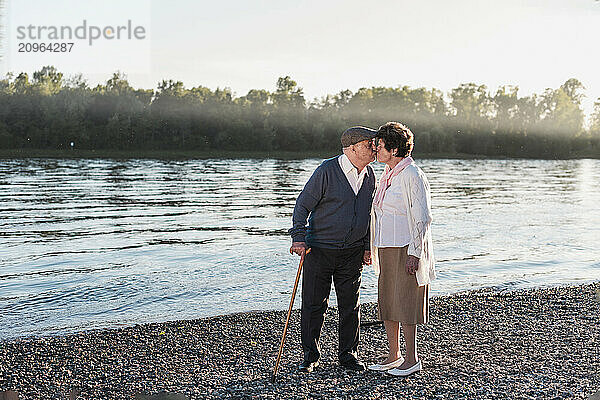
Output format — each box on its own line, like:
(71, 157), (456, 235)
(0, 158), (599, 340)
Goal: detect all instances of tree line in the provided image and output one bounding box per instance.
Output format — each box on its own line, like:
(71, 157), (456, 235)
(1, 66), (599, 158)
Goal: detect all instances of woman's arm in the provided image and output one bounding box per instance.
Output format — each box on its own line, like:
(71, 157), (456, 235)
(406, 172), (433, 262)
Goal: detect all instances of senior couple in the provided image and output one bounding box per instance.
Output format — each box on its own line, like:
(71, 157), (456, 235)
(288, 121), (435, 377)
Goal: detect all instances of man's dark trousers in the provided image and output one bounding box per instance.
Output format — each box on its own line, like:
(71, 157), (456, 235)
(301, 245), (363, 364)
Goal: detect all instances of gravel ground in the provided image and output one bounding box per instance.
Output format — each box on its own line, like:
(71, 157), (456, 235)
(1, 283), (599, 399)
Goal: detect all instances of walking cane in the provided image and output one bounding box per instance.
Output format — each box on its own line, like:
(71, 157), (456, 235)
(271, 247), (311, 384)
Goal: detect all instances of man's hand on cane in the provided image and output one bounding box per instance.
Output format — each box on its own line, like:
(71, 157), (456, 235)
(290, 241), (308, 257)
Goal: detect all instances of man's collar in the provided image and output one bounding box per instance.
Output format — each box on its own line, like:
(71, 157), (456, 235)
(339, 154), (368, 176)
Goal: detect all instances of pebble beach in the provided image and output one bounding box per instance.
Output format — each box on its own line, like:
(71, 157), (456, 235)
(1, 283), (599, 399)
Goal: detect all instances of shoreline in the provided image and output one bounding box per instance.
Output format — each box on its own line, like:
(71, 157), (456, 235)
(1, 283), (599, 399)
(3, 280), (599, 344)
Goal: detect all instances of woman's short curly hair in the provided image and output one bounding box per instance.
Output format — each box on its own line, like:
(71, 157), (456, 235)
(376, 122), (414, 158)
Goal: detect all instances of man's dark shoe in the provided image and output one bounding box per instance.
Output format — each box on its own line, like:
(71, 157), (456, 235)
(298, 360), (319, 373)
(340, 359), (366, 371)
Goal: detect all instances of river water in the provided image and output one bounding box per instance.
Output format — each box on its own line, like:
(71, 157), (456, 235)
(0, 158), (599, 340)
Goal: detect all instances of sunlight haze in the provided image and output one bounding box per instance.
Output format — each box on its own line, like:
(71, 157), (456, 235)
(2, 0), (599, 116)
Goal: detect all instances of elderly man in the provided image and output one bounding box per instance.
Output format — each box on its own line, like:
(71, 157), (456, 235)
(289, 126), (377, 372)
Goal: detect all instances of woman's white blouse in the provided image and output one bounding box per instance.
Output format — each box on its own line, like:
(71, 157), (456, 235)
(372, 174), (411, 247)
(370, 162), (437, 286)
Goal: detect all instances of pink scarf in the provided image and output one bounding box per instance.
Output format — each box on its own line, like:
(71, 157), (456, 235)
(373, 157), (414, 208)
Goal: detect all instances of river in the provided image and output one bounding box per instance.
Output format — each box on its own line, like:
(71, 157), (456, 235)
(0, 157), (598, 339)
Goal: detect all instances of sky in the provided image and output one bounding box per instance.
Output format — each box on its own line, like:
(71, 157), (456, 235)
(2, 0), (600, 117)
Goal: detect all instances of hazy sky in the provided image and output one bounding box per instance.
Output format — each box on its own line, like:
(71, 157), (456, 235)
(2, 0), (600, 116)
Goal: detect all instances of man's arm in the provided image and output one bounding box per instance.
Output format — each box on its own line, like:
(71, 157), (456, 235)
(288, 167), (325, 256)
(361, 218), (371, 265)
(362, 223), (370, 251)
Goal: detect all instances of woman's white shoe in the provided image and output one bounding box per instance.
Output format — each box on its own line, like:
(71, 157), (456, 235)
(367, 357), (404, 371)
(386, 360), (422, 377)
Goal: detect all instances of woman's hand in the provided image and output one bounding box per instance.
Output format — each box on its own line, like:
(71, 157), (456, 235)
(406, 255), (419, 275)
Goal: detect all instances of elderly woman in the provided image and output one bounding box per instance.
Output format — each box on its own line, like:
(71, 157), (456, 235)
(368, 121), (436, 377)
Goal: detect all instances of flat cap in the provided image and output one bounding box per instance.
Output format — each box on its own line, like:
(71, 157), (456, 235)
(341, 126), (377, 147)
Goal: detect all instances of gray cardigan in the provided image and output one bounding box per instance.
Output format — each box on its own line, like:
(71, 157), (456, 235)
(289, 157), (375, 250)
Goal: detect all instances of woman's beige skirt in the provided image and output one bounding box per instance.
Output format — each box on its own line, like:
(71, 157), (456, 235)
(377, 246), (429, 324)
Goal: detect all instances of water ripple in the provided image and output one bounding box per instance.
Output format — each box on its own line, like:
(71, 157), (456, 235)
(0, 157), (599, 340)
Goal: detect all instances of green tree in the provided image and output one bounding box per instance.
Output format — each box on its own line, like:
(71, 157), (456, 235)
(539, 79), (585, 135)
(0, 66), (597, 158)
(591, 99), (600, 135)
(13, 73), (31, 95)
(450, 83), (491, 122)
(449, 83), (493, 154)
(32, 66), (63, 95)
(272, 76), (305, 108)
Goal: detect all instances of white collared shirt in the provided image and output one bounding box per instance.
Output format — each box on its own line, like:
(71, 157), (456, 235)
(370, 162), (437, 286)
(338, 154), (368, 195)
(372, 173), (410, 247)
